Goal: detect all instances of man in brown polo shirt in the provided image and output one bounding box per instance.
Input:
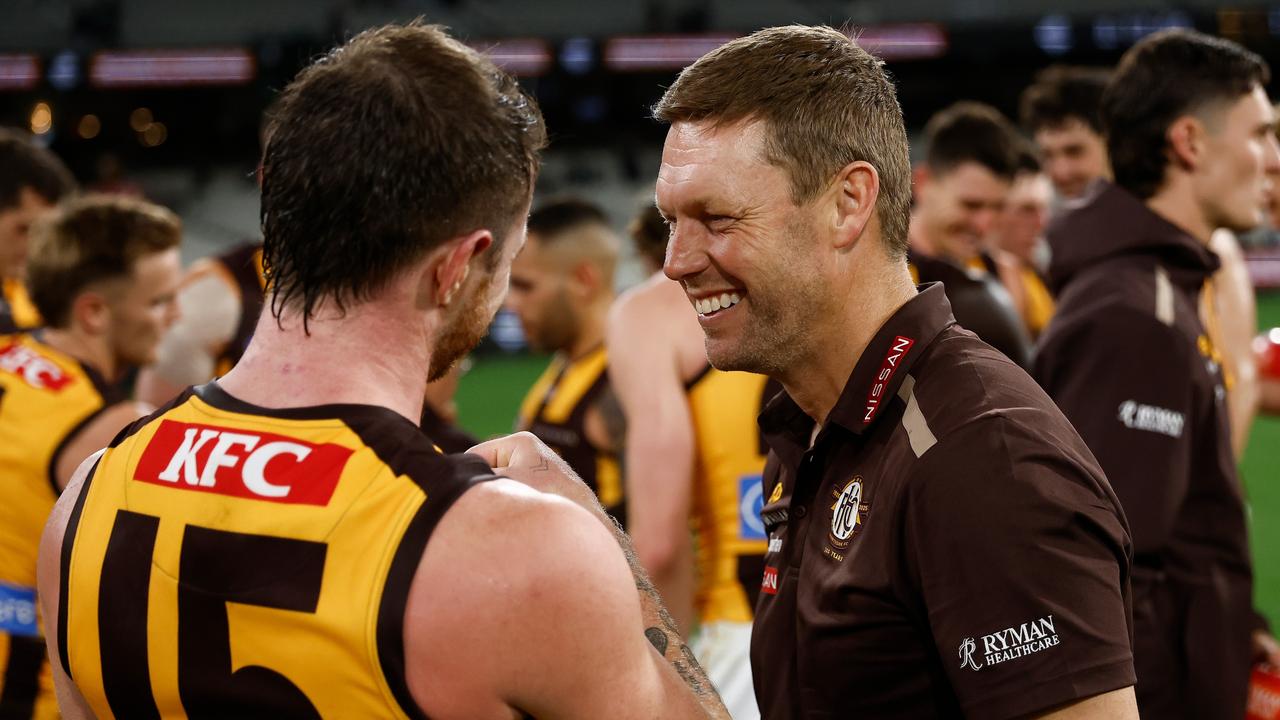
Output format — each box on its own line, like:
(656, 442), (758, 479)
(653, 25), (1138, 719)
(1034, 29), (1280, 719)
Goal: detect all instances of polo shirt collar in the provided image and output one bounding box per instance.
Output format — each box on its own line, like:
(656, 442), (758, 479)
(760, 283), (955, 463)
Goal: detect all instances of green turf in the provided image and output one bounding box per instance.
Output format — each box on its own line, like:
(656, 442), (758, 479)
(1247, 292), (1280, 624)
(457, 297), (1280, 621)
(455, 353), (551, 440)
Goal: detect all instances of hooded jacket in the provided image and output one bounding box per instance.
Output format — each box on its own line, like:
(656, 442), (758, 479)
(1033, 182), (1255, 718)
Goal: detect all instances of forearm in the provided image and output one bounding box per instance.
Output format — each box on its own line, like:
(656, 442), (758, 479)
(602, 514), (728, 720)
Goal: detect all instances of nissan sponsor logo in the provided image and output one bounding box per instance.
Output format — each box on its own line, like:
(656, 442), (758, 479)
(1117, 400), (1184, 438)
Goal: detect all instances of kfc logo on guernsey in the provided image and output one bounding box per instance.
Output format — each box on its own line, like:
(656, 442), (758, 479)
(0, 342), (73, 392)
(134, 420), (354, 505)
(1117, 400), (1184, 438)
(864, 336), (914, 423)
(959, 615), (1060, 672)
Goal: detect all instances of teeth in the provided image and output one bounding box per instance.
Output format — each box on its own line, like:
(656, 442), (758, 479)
(694, 292), (743, 315)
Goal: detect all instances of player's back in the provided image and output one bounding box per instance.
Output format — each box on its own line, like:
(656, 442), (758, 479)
(0, 332), (117, 720)
(55, 382), (496, 719)
(685, 367), (775, 623)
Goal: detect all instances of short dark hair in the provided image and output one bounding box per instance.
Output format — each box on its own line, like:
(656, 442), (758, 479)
(27, 195), (181, 328)
(261, 21), (546, 326)
(0, 128), (75, 212)
(1019, 66), (1111, 135)
(629, 204), (667, 270)
(653, 25), (913, 259)
(922, 101), (1022, 182)
(527, 197), (609, 240)
(1015, 139), (1042, 175)
(1105, 28), (1270, 200)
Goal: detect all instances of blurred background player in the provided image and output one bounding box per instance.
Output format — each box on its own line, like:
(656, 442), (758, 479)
(908, 101), (1038, 366)
(987, 147), (1056, 339)
(509, 197), (626, 523)
(1034, 28), (1280, 718)
(0, 129), (76, 334)
(1019, 65), (1113, 202)
(609, 202), (774, 720)
(0, 194), (180, 719)
(1023, 62), (1266, 457)
(39, 22), (730, 720)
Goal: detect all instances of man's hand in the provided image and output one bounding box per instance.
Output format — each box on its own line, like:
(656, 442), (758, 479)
(468, 432), (604, 515)
(1254, 629), (1280, 667)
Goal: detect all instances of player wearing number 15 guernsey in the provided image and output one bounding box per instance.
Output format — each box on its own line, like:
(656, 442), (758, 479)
(38, 22), (731, 720)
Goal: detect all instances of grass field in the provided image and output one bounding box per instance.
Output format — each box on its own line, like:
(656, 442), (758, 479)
(456, 293), (1280, 622)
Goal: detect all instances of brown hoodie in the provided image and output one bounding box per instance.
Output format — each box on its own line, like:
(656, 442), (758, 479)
(1034, 181), (1256, 719)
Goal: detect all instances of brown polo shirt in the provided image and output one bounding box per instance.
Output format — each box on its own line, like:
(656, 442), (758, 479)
(751, 283), (1135, 719)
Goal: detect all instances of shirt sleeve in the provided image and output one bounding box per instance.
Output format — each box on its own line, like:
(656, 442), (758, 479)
(903, 417), (1136, 720)
(1033, 307), (1196, 556)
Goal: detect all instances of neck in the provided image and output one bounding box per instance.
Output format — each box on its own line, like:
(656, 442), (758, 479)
(1146, 181), (1213, 244)
(777, 263), (918, 425)
(564, 301), (609, 361)
(41, 327), (115, 379)
(219, 299), (434, 424)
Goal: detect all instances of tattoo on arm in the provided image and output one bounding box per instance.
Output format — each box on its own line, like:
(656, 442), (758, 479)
(594, 389), (627, 455)
(602, 516), (723, 710)
(645, 627), (669, 655)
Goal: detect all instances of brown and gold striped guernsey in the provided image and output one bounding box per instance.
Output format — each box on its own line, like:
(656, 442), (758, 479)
(56, 382), (497, 719)
(0, 332), (121, 720)
(517, 346), (625, 525)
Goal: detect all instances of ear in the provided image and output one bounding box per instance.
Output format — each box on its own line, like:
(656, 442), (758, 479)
(569, 260), (603, 299)
(71, 290), (111, 336)
(1167, 116), (1205, 171)
(912, 165), (932, 204)
(831, 160), (881, 250)
(433, 229), (494, 308)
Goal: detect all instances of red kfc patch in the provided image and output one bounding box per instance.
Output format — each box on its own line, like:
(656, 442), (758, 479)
(134, 419), (353, 505)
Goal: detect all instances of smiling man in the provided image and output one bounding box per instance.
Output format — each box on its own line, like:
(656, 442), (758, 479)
(908, 102), (1036, 367)
(1033, 29), (1280, 719)
(653, 24), (1138, 719)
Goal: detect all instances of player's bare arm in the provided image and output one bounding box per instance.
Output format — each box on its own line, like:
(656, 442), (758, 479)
(52, 401), (150, 490)
(37, 452), (103, 720)
(465, 432), (728, 718)
(606, 277), (701, 632)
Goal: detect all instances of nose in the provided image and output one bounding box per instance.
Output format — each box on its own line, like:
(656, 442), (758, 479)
(1265, 132), (1280, 175)
(663, 221), (709, 282)
(971, 208), (1001, 237)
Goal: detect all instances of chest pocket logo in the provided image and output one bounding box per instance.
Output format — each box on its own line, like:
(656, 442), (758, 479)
(827, 476), (870, 555)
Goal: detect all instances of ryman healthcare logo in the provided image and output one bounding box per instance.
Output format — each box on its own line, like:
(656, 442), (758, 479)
(958, 615), (1060, 671)
(1117, 400), (1184, 438)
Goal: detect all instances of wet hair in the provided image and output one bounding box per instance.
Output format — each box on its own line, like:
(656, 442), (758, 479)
(654, 25), (913, 259)
(260, 21), (546, 326)
(27, 194), (180, 328)
(1105, 28), (1269, 199)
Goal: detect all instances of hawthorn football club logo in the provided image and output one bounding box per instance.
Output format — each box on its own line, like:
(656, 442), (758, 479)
(827, 476), (870, 553)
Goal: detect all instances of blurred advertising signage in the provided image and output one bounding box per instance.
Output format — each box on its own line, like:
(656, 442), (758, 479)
(852, 24), (947, 61)
(604, 25), (945, 71)
(90, 49), (255, 88)
(0, 54), (40, 90)
(467, 39), (552, 77)
(603, 34), (739, 71)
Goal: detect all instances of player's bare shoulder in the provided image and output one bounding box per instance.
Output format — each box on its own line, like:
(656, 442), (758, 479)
(402, 477), (635, 718)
